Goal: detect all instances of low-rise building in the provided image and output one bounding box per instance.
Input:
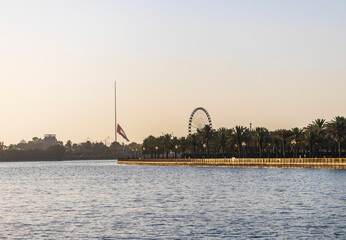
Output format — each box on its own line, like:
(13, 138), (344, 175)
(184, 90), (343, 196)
(44, 134), (57, 147)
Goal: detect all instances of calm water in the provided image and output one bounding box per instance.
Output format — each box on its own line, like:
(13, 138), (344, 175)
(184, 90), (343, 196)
(0, 160), (345, 239)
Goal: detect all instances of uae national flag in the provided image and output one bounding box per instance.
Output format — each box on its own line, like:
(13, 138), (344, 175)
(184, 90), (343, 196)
(117, 124), (130, 142)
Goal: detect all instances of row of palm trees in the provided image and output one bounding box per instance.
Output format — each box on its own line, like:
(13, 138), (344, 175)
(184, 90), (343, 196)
(142, 116), (346, 158)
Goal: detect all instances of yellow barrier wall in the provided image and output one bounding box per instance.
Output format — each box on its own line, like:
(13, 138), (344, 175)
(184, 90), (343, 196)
(117, 158), (346, 169)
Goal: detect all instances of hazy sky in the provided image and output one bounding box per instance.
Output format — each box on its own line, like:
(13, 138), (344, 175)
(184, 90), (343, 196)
(1, 0), (345, 145)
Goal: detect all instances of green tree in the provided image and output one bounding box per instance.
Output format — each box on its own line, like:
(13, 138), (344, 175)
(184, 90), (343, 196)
(308, 119), (326, 156)
(304, 128), (318, 157)
(233, 126), (248, 157)
(160, 134), (172, 158)
(253, 127), (269, 158)
(274, 129), (292, 158)
(179, 137), (187, 157)
(142, 135), (157, 159)
(187, 134), (198, 157)
(199, 125), (213, 158)
(215, 128), (230, 157)
(290, 128), (304, 157)
(326, 116), (346, 157)
(171, 136), (178, 158)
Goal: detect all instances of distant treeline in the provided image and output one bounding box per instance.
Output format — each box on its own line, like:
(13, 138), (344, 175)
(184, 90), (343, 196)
(143, 116), (346, 159)
(0, 145), (66, 162)
(0, 140), (142, 162)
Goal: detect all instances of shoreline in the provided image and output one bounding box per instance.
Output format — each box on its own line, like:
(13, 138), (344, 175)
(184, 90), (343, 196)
(118, 158), (346, 170)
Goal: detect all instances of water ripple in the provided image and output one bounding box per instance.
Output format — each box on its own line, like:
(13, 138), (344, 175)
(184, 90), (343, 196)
(0, 160), (345, 239)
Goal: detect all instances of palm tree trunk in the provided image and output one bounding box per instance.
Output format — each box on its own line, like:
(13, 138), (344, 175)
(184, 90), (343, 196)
(282, 139), (285, 158)
(338, 141), (341, 158)
(294, 146), (297, 158)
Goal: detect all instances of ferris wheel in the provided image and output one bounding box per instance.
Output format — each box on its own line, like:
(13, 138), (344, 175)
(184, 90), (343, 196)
(188, 107), (212, 135)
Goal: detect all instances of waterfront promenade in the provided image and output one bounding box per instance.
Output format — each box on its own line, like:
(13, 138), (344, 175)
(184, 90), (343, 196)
(118, 158), (346, 169)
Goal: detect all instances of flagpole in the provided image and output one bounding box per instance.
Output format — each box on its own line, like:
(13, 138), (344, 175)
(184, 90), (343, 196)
(115, 81), (117, 142)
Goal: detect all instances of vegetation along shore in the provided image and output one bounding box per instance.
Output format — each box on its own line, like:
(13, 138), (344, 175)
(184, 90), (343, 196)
(0, 116), (345, 162)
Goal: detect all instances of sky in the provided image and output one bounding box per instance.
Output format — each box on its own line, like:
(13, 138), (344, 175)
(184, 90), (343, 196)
(0, 0), (345, 145)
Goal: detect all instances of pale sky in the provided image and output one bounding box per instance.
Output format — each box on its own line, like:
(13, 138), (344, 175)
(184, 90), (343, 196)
(1, 0), (345, 145)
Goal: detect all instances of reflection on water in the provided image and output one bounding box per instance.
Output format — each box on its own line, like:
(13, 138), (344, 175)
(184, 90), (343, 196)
(0, 160), (345, 239)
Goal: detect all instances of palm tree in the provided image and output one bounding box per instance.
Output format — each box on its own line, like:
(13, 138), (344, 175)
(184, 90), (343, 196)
(290, 128), (304, 157)
(142, 135), (157, 158)
(304, 128), (318, 157)
(172, 136), (180, 158)
(253, 127), (269, 158)
(326, 116), (346, 157)
(179, 137), (187, 157)
(215, 128), (229, 157)
(274, 129), (292, 158)
(233, 126), (247, 157)
(308, 119), (326, 156)
(308, 119), (326, 131)
(199, 125), (213, 158)
(161, 134), (172, 158)
(187, 134), (198, 158)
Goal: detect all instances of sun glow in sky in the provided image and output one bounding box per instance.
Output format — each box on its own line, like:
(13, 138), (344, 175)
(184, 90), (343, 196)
(1, 0), (345, 145)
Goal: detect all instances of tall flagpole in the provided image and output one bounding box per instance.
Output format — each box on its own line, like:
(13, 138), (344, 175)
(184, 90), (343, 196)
(115, 81), (117, 142)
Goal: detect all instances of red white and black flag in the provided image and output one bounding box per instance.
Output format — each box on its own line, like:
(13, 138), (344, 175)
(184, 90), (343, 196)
(117, 124), (130, 142)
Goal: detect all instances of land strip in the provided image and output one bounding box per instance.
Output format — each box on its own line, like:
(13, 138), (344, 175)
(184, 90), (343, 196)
(118, 158), (346, 169)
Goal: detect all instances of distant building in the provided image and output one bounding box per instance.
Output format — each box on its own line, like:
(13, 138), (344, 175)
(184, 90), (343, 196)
(0, 142), (4, 151)
(44, 134), (57, 147)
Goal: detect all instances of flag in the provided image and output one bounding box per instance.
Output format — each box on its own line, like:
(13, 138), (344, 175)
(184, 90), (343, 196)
(117, 124), (130, 142)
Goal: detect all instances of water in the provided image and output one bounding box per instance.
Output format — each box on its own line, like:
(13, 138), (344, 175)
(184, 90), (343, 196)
(0, 160), (345, 239)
